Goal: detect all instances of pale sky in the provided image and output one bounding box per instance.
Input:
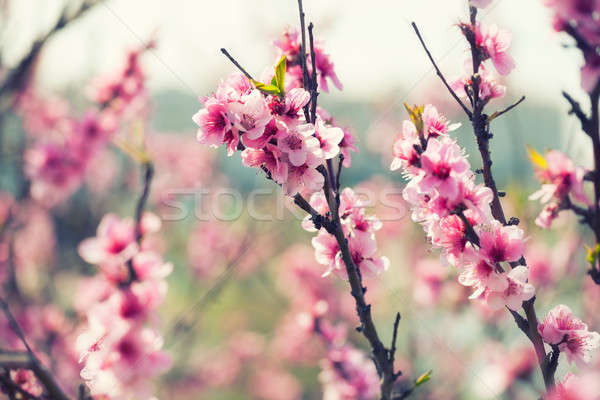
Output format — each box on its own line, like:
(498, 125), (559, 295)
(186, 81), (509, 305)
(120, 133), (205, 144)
(3, 0), (585, 103)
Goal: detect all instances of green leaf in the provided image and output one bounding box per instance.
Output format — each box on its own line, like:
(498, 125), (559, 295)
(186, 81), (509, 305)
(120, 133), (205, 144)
(274, 56), (286, 94)
(527, 145), (547, 170)
(251, 79), (281, 96)
(414, 370), (432, 387)
(404, 103), (425, 135)
(251, 57), (286, 97)
(586, 244), (600, 265)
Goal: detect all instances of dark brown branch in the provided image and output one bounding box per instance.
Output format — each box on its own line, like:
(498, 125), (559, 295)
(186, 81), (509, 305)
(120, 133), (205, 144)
(315, 163), (401, 399)
(0, 369), (40, 400)
(123, 161), (154, 286)
(297, 0), (309, 91)
(411, 22), (473, 119)
(563, 23), (594, 54)
(389, 312), (402, 379)
(335, 154), (345, 193)
(491, 96), (526, 120)
(220, 48), (255, 81)
(308, 23), (319, 124)
(562, 91), (591, 135)
(225, 10), (402, 396)
(0, 0), (102, 99)
(563, 83), (600, 284)
(422, 6), (554, 390)
(0, 298), (70, 400)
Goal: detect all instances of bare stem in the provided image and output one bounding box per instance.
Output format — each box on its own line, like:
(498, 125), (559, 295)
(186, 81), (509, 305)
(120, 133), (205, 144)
(0, 298), (70, 400)
(492, 96), (526, 120)
(220, 48), (255, 81)
(122, 161), (153, 285)
(0, 0), (103, 99)
(411, 22), (473, 119)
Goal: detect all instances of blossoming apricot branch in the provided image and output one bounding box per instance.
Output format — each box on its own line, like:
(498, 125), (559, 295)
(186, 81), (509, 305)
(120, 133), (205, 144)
(191, 1), (406, 397)
(527, 0), (600, 285)
(403, 1), (600, 396)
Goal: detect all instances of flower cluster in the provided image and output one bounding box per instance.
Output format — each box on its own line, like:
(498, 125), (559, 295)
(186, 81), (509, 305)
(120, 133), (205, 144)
(318, 339), (380, 400)
(543, 0), (600, 92)
(529, 149), (590, 228)
(75, 213), (171, 399)
(548, 371), (600, 400)
(304, 188), (389, 278)
(451, 18), (515, 105)
(274, 28), (342, 93)
(538, 304), (600, 366)
(194, 72), (350, 195)
(390, 104), (535, 311)
(19, 44), (150, 206)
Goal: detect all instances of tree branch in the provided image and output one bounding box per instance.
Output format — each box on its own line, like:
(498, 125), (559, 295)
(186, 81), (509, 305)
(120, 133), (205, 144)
(562, 91), (591, 135)
(123, 161), (154, 286)
(0, 298), (70, 400)
(219, 48), (255, 81)
(491, 96), (525, 121)
(420, 5), (555, 390)
(411, 22), (473, 119)
(0, 0), (103, 99)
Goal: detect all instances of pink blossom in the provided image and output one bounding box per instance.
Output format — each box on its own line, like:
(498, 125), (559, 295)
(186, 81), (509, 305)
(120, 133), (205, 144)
(475, 23), (515, 76)
(215, 72), (253, 102)
(547, 372), (600, 400)
(339, 126), (359, 167)
(249, 367), (302, 400)
(458, 259), (508, 300)
(274, 27), (342, 92)
(539, 304), (600, 365)
(535, 203), (560, 229)
(313, 44), (343, 92)
(581, 52), (600, 93)
(343, 232), (389, 278)
(390, 121), (420, 173)
(477, 221), (524, 264)
(269, 88), (310, 120)
(413, 259), (448, 306)
(530, 150), (589, 205)
(242, 143), (289, 184)
(319, 345), (379, 400)
(315, 118), (344, 160)
(418, 138), (470, 201)
(486, 266), (535, 311)
(278, 122), (319, 166)
(431, 214), (470, 265)
(452, 62), (506, 102)
(80, 326), (171, 399)
(422, 104), (460, 138)
(228, 90), (272, 140)
(242, 117), (282, 149)
(192, 98), (230, 147)
(283, 152), (325, 195)
(470, 0), (493, 8)
(312, 231), (340, 276)
(78, 213), (138, 267)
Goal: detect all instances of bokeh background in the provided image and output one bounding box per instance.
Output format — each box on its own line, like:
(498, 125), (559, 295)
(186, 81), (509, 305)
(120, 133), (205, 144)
(1, 0), (598, 399)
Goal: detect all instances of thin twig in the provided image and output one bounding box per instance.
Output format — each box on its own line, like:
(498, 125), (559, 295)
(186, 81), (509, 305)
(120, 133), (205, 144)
(0, 370), (40, 400)
(562, 91), (591, 135)
(123, 161), (154, 286)
(411, 22), (473, 119)
(0, 0), (103, 98)
(220, 48), (255, 81)
(0, 298), (70, 400)
(491, 96), (526, 120)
